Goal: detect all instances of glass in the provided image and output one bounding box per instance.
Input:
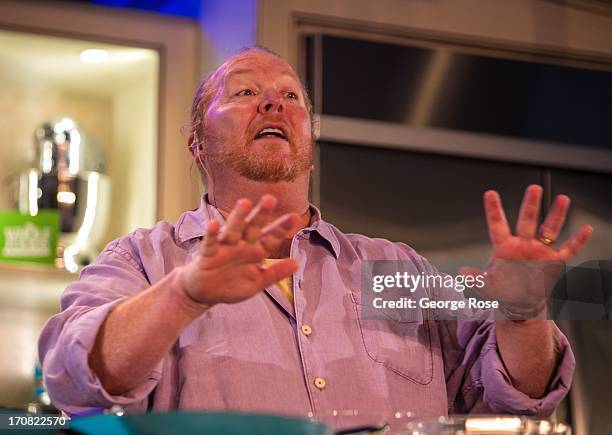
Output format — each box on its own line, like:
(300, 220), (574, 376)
(402, 415), (570, 435)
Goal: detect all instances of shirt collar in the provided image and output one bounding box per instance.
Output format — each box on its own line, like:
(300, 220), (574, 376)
(175, 194), (340, 259)
(175, 194), (221, 244)
(304, 204), (340, 259)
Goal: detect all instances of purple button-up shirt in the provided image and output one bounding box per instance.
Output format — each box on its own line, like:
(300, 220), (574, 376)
(38, 198), (574, 426)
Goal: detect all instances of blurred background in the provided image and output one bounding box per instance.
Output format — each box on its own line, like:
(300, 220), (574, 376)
(0, 0), (610, 433)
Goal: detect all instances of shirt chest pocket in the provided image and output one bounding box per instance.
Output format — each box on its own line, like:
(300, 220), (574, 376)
(350, 292), (434, 385)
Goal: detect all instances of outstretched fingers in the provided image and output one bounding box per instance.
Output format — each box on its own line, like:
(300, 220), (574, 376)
(259, 258), (299, 287)
(559, 224), (593, 260)
(484, 190), (511, 246)
(516, 184), (543, 239)
(243, 194), (277, 243)
(200, 219), (221, 257)
(219, 198), (253, 244)
(538, 194), (570, 242)
(260, 213), (300, 254)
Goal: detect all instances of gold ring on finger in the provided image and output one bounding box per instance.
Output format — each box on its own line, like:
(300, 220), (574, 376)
(537, 233), (555, 246)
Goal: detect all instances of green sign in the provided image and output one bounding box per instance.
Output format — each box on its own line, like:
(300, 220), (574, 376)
(0, 210), (59, 265)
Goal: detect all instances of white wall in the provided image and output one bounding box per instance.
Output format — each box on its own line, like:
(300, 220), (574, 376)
(109, 69), (158, 241)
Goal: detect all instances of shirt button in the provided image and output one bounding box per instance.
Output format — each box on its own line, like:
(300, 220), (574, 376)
(314, 377), (326, 390)
(301, 324), (312, 336)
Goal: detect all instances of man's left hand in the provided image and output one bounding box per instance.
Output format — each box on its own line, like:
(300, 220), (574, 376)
(462, 184), (593, 315)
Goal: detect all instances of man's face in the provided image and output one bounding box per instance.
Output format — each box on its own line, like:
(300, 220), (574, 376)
(201, 52), (313, 183)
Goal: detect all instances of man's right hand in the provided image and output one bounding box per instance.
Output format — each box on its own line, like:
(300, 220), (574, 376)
(177, 195), (300, 307)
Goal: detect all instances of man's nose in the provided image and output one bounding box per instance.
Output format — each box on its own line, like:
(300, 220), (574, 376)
(257, 92), (284, 114)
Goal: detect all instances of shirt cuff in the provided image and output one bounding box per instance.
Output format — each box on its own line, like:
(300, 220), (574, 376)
(480, 324), (575, 417)
(46, 299), (162, 414)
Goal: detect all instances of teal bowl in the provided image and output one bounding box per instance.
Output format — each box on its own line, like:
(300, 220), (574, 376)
(69, 411), (334, 435)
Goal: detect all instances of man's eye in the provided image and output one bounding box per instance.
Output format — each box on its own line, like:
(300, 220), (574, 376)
(286, 91), (298, 100)
(237, 89), (254, 96)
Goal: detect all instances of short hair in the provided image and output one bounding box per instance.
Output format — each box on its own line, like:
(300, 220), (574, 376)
(188, 46), (315, 163)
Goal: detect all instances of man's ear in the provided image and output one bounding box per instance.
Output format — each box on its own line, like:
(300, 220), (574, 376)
(188, 133), (198, 155)
(189, 134), (208, 176)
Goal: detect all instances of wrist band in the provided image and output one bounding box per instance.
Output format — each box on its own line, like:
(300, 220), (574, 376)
(499, 301), (547, 320)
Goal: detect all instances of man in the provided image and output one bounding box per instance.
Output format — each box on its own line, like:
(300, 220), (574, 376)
(39, 46), (592, 426)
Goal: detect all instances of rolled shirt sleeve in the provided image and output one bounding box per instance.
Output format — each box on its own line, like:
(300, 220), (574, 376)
(479, 322), (575, 416)
(38, 241), (162, 415)
(442, 319), (575, 417)
(409, 250), (576, 417)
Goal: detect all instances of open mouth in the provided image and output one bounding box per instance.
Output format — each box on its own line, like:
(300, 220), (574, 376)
(255, 127), (287, 141)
